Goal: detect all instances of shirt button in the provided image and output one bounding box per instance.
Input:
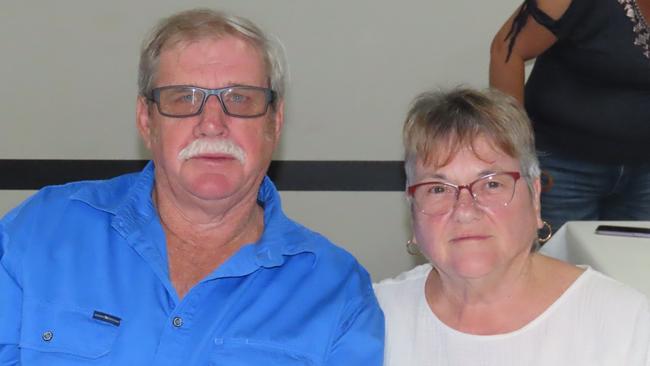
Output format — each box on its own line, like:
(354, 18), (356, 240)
(42, 331), (54, 342)
(172, 316), (183, 328)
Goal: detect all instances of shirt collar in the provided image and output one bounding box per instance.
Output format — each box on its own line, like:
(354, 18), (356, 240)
(70, 161), (156, 237)
(249, 176), (317, 269)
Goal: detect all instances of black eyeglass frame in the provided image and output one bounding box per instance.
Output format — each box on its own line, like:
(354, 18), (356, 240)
(147, 85), (277, 119)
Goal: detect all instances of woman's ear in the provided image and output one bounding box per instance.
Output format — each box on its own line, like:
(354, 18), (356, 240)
(532, 177), (543, 229)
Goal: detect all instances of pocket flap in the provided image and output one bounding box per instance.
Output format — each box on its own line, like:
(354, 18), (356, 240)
(212, 338), (316, 365)
(20, 300), (119, 359)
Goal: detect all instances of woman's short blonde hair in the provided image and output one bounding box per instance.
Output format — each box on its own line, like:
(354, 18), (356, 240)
(403, 88), (540, 188)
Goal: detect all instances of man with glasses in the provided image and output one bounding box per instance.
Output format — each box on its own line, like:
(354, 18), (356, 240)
(0, 9), (383, 365)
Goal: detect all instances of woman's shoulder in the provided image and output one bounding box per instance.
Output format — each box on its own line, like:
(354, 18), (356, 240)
(551, 267), (650, 359)
(578, 267), (649, 308)
(373, 264), (432, 307)
(536, 254), (647, 309)
(374, 264), (432, 290)
(548, 264), (650, 337)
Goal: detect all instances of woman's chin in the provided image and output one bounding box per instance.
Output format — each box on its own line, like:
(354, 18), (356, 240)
(448, 256), (500, 279)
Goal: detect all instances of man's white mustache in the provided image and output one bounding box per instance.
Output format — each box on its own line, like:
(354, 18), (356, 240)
(177, 139), (246, 163)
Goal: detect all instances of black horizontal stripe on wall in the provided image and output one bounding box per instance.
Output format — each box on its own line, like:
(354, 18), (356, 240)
(0, 159), (406, 191)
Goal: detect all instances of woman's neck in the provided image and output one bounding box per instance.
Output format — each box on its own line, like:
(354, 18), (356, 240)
(425, 254), (584, 335)
(425, 254), (542, 334)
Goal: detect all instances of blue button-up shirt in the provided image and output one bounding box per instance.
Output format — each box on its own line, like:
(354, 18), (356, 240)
(0, 163), (384, 365)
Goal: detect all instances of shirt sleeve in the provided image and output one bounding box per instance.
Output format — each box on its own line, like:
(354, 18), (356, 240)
(324, 288), (385, 365)
(0, 225), (22, 365)
(527, 0), (591, 39)
(505, 0), (592, 58)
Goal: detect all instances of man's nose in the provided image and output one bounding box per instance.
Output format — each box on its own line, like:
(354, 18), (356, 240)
(195, 95), (228, 137)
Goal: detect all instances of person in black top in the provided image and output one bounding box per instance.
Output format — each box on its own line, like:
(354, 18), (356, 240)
(490, 0), (650, 233)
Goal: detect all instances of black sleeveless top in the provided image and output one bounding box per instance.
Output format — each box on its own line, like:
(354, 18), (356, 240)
(508, 0), (650, 163)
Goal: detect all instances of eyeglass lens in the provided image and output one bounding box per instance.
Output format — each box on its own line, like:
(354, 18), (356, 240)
(412, 173), (518, 216)
(155, 86), (271, 118)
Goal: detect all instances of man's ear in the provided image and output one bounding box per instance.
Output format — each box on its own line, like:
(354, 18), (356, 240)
(271, 99), (284, 141)
(136, 96), (154, 149)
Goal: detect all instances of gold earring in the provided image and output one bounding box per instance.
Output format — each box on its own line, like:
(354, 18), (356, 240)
(538, 221), (552, 244)
(406, 239), (420, 255)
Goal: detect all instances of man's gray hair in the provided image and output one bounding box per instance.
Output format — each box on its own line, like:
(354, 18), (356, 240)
(403, 87), (541, 191)
(138, 8), (287, 104)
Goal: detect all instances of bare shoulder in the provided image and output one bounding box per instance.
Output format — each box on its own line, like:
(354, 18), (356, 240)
(536, 0), (574, 20)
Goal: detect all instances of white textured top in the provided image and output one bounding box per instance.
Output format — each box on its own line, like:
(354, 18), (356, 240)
(374, 264), (650, 366)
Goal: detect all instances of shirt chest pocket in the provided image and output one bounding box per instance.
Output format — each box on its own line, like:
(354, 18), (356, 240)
(20, 300), (120, 361)
(210, 338), (317, 366)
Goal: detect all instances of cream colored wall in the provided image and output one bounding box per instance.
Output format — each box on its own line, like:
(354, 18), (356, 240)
(0, 0), (519, 281)
(0, 191), (35, 216)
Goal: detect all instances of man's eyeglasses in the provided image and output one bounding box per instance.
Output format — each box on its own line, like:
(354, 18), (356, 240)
(148, 85), (276, 118)
(407, 172), (521, 216)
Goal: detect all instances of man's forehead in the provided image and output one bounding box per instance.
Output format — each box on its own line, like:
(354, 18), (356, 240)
(164, 35), (263, 63)
(156, 36), (268, 86)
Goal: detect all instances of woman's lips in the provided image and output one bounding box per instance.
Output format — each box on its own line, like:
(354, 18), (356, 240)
(449, 234), (491, 243)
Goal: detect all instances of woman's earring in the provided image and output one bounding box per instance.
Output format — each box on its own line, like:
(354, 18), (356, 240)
(538, 221), (552, 244)
(406, 239), (420, 255)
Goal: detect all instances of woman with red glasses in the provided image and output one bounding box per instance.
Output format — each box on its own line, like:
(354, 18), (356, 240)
(374, 88), (649, 366)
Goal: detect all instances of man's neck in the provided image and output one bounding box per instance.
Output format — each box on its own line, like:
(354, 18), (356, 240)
(153, 183), (265, 249)
(153, 184), (265, 299)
